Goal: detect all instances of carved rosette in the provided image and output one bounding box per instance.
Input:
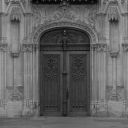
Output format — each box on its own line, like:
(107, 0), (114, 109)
(22, 44), (38, 52)
(122, 43), (128, 52)
(91, 43), (107, 52)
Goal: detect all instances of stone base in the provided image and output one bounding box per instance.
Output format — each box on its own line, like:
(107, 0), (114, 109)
(107, 101), (125, 117)
(0, 100), (127, 118)
(91, 100), (127, 117)
(6, 101), (22, 118)
(91, 101), (108, 117)
(0, 107), (6, 118)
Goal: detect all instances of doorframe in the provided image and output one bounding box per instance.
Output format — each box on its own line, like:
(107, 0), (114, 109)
(32, 21), (98, 116)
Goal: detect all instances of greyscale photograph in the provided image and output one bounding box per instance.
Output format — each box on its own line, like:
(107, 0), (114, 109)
(0, 0), (128, 128)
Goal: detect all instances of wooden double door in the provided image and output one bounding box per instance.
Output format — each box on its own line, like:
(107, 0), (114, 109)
(39, 28), (90, 116)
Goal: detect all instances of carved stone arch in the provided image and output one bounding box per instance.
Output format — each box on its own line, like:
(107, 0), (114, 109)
(32, 21), (98, 45)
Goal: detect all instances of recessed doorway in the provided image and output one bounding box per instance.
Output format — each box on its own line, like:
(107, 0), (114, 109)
(39, 28), (90, 116)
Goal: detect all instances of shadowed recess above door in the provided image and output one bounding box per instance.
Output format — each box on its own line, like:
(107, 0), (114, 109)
(31, 0), (98, 5)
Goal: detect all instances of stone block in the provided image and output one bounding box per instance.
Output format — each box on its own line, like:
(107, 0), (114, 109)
(108, 100), (125, 117)
(91, 101), (108, 117)
(0, 107), (6, 118)
(6, 101), (22, 117)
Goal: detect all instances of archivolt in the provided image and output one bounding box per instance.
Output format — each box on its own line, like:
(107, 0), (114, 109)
(32, 21), (98, 44)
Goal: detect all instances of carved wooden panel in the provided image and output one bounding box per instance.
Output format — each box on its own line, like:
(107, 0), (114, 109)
(40, 53), (61, 114)
(69, 54), (88, 112)
(40, 28), (90, 116)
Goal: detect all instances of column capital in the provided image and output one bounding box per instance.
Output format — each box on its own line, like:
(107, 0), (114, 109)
(122, 43), (128, 52)
(110, 51), (119, 58)
(91, 43), (107, 52)
(22, 43), (39, 52)
(0, 43), (8, 52)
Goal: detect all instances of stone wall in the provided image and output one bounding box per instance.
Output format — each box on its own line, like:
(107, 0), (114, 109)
(0, 0), (128, 117)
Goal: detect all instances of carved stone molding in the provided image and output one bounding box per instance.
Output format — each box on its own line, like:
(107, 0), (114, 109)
(6, 86), (23, 101)
(5, 0), (22, 5)
(121, 0), (125, 4)
(122, 43), (128, 52)
(10, 6), (21, 22)
(31, 4), (98, 29)
(91, 43), (107, 52)
(22, 44), (38, 52)
(0, 37), (7, 44)
(110, 51), (119, 58)
(10, 52), (20, 58)
(108, 5), (120, 22)
(32, 21), (98, 45)
(103, 0), (109, 4)
(0, 44), (8, 52)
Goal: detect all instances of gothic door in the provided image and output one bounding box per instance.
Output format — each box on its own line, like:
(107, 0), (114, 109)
(39, 28), (90, 116)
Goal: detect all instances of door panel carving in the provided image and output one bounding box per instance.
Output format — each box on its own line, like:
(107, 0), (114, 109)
(40, 28), (90, 116)
(69, 54), (88, 113)
(40, 53), (61, 114)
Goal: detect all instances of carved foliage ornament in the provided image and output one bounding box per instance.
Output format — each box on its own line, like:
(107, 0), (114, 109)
(91, 43), (107, 51)
(103, 0), (125, 5)
(122, 43), (128, 52)
(0, 44), (8, 52)
(44, 54), (60, 80)
(5, 0), (25, 5)
(71, 54), (87, 81)
(10, 6), (21, 22)
(33, 22), (97, 44)
(22, 44), (38, 52)
(108, 5), (119, 22)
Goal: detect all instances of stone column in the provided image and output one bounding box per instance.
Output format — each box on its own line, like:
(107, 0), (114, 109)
(22, 44), (33, 100)
(32, 44), (39, 102)
(110, 51), (119, 100)
(0, 43), (7, 117)
(91, 44), (99, 102)
(122, 44), (128, 99)
(97, 43), (107, 101)
(91, 43), (107, 116)
(0, 44), (7, 99)
(22, 43), (38, 116)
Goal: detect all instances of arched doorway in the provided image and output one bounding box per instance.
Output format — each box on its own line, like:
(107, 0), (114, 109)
(39, 27), (90, 116)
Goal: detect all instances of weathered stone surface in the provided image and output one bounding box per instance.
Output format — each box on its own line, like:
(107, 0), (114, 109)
(6, 101), (22, 117)
(0, 0), (128, 118)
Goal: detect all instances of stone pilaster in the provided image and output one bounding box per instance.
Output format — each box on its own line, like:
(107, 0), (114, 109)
(91, 43), (107, 116)
(109, 51), (119, 100)
(0, 43), (7, 117)
(0, 44), (7, 99)
(97, 43), (107, 101)
(91, 43), (107, 101)
(22, 44), (33, 100)
(22, 43), (39, 116)
(91, 44), (98, 102)
(32, 44), (39, 102)
(122, 44), (128, 99)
